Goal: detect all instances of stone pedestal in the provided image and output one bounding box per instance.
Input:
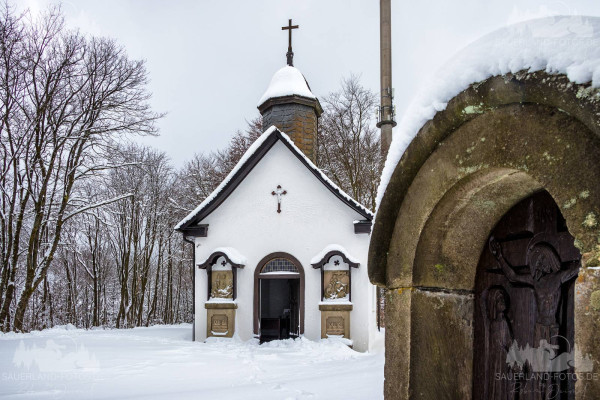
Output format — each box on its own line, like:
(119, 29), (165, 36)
(319, 303), (352, 339)
(205, 302), (237, 338)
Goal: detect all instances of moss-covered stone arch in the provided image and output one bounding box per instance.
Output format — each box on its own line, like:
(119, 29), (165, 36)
(369, 71), (600, 399)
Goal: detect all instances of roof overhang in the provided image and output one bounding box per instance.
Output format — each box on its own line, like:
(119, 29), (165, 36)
(176, 127), (372, 232)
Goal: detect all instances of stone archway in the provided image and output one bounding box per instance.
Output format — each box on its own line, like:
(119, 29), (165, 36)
(369, 71), (600, 399)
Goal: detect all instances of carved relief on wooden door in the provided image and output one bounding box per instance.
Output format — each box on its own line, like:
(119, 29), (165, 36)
(473, 191), (580, 400)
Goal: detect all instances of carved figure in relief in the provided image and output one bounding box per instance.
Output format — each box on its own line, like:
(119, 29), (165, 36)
(211, 272), (233, 298)
(324, 271), (349, 299)
(489, 236), (578, 344)
(489, 235), (579, 399)
(486, 287), (514, 400)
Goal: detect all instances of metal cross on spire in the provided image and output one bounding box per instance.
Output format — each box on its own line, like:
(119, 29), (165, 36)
(271, 185), (287, 213)
(282, 19), (299, 66)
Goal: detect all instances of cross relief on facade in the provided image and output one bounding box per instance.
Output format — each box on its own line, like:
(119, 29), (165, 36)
(271, 185), (287, 213)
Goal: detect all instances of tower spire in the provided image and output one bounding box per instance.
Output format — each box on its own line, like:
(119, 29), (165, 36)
(282, 19), (299, 66)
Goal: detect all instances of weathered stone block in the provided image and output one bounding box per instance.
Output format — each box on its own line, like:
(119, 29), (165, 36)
(384, 289), (412, 399)
(320, 307), (351, 339)
(205, 302), (236, 338)
(575, 267), (600, 397)
(409, 289), (473, 399)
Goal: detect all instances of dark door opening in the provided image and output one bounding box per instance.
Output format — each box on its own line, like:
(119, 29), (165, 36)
(259, 278), (300, 342)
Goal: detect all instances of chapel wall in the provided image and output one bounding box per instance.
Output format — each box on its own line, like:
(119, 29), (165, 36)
(193, 141), (375, 351)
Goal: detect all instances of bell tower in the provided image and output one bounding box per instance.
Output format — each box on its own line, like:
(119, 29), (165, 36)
(257, 19), (322, 163)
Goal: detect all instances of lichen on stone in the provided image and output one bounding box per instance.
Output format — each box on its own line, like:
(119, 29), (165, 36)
(583, 212), (598, 228)
(542, 151), (556, 162)
(474, 199), (497, 212)
(590, 290), (600, 311)
(576, 86), (596, 100)
(580, 190), (590, 199)
(462, 104), (485, 115)
(564, 197), (577, 209)
(457, 164), (488, 177)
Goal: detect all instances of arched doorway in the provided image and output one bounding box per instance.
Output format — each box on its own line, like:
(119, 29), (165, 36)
(253, 253), (304, 342)
(473, 191), (580, 400)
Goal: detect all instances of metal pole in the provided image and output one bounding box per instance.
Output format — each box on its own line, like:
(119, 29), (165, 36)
(378, 0), (395, 157)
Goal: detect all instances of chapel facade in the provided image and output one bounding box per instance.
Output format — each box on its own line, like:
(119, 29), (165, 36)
(176, 45), (377, 351)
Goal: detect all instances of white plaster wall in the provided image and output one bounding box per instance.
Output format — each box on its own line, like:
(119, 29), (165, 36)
(192, 141), (375, 352)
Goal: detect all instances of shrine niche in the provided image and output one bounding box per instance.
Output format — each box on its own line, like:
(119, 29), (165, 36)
(198, 251), (245, 301)
(199, 250), (245, 338)
(368, 70), (600, 399)
(474, 191), (580, 400)
(311, 249), (359, 301)
(312, 248), (359, 339)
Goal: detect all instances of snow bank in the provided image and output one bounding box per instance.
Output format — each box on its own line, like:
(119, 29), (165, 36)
(0, 324), (383, 399)
(377, 16), (600, 211)
(310, 244), (361, 265)
(257, 65), (316, 106)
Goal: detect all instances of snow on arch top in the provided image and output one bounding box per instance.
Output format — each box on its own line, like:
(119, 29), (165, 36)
(376, 15), (600, 213)
(257, 65), (316, 107)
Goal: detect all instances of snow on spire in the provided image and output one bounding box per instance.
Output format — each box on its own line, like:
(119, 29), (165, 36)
(257, 66), (316, 107)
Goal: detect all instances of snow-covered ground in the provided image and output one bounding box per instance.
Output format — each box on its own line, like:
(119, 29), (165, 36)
(0, 324), (384, 400)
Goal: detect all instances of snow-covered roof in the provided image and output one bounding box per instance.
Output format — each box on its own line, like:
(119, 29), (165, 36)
(310, 244), (361, 266)
(377, 15), (600, 212)
(175, 126), (373, 232)
(198, 247), (247, 267)
(257, 66), (316, 107)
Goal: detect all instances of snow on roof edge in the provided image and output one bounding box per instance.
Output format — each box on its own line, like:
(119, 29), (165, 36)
(375, 15), (600, 216)
(175, 126), (373, 230)
(199, 247), (247, 266)
(310, 244), (361, 265)
(275, 128), (374, 219)
(175, 126), (279, 230)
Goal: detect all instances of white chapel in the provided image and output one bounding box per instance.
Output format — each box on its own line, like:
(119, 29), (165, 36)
(176, 30), (377, 351)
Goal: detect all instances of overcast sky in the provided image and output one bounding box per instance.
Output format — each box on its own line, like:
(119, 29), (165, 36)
(16, 0), (600, 167)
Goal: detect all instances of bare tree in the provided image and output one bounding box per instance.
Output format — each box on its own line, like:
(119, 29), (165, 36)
(0, 4), (161, 332)
(317, 75), (382, 211)
(175, 116), (262, 214)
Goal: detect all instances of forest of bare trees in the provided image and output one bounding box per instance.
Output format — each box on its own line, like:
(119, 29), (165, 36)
(0, 4), (382, 333)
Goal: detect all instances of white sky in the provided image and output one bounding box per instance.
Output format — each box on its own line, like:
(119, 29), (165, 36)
(15, 0), (600, 167)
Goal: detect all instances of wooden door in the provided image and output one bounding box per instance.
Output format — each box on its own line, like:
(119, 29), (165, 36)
(473, 191), (580, 400)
